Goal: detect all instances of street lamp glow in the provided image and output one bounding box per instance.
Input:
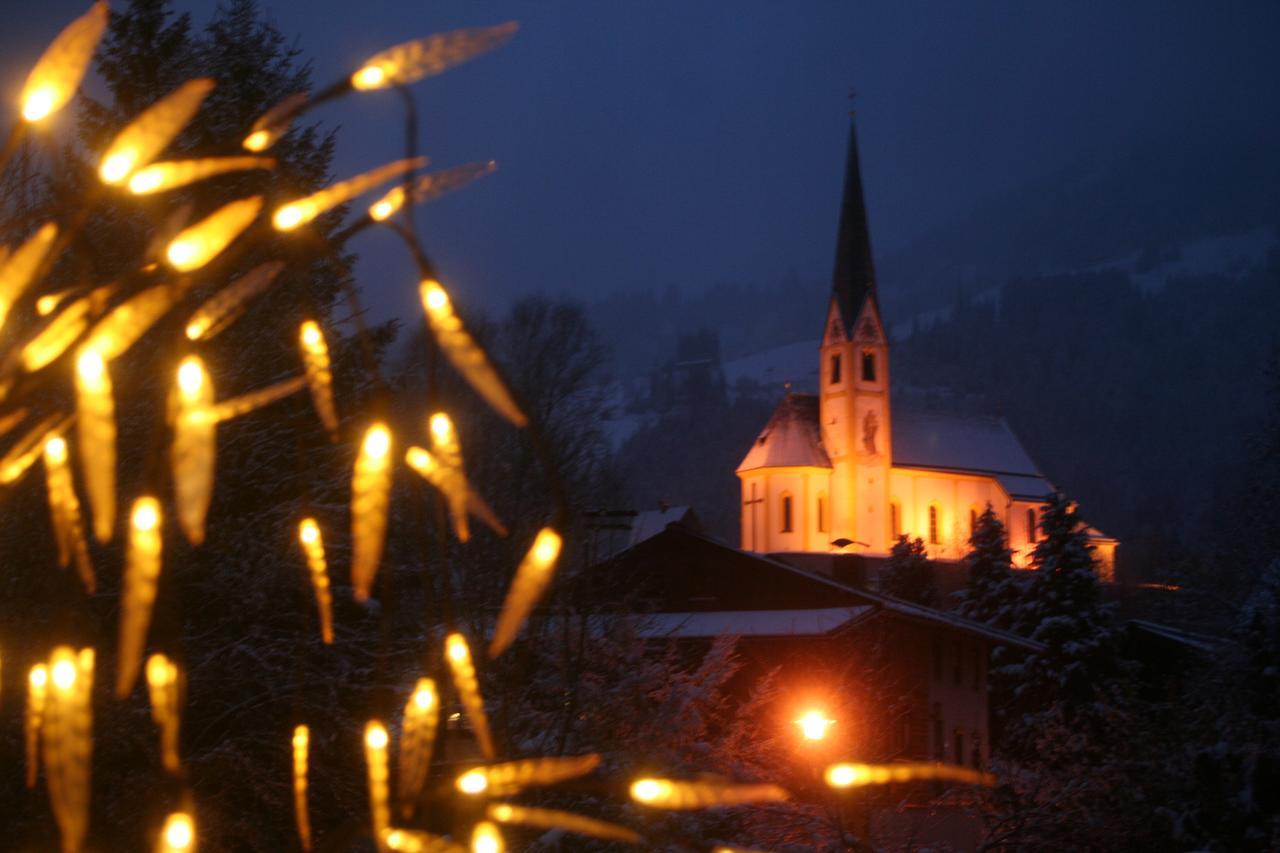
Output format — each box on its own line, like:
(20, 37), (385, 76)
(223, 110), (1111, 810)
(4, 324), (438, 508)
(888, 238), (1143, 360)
(795, 710), (834, 741)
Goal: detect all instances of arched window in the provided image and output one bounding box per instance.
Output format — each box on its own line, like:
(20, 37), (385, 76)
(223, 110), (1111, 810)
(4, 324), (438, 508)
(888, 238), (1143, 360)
(861, 350), (876, 382)
(781, 494), (793, 533)
(1026, 507), (1037, 543)
(890, 501), (901, 539)
(928, 505), (940, 545)
(816, 495), (826, 533)
(829, 354), (841, 385)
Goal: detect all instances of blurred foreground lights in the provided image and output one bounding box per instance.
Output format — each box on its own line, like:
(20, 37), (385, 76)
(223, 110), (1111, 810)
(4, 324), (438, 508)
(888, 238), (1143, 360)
(351, 64), (388, 89)
(100, 151), (137, 185)
(20, 1), (109, 123)
(456, 769), (488, 795)
(823, 761), (997, 789)
(471, 822), (503, 853)
(165, 196), (263, 272)
(795, 710), (835, 741)
(158, 811), (195, 851)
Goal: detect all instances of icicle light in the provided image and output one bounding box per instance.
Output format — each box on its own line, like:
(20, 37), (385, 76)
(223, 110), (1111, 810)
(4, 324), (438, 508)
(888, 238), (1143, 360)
(469, 821), (504, 853)
(382, 828), (466, 853)
(184, 261), (285, 341)
(351, 423), (393, 602)
(26, 664), (48, 788)
(272, 157), (427, 232)
(628, 778), (790, 810)
(486, 803), (642, 844)
(403, 413), (505, 544)
(444, 633), (495, 759)
(98, 78), (215, 185)
(298, 519), (334, 644)
(146, 654), (182, 774)
(42, 435), (96, 593)
(242, 92), (307, 153)
(0, 411), (72, 486)
(43, 646), (94, 853)
(208, 375), (305, 423)
(364, 721), (392, 846)
(171, 356), (215, 546)
(488, 527), (561, 659)
(350, 24), (518, 90)
(166, 196), (263, 272)
(82, 284), (179, 362)
(293, 725), (312, 852)
(0, 222), (59, 334)
(823, 762), (997, 788)
(75, 348), (116, 542)
(455, 754), (599, 798)
(299, 321), (339, 437)
(418, 280), (526, 427)
(117, 497), (163, 697)
(20, 2), (108, 123)
(397, 678), (439, 818)
(21, 295), (90, 372)
(128, 156), (275, 195)
(156, 811), (196, 852)
(366, 161), (497, 221)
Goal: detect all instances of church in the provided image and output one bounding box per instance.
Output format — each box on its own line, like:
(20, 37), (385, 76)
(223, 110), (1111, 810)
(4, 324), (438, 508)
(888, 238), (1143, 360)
(736, 117), (1117, 580)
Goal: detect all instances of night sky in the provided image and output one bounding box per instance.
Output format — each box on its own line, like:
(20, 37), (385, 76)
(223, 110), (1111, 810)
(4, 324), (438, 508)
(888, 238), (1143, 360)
(3, 1), (1277, 329)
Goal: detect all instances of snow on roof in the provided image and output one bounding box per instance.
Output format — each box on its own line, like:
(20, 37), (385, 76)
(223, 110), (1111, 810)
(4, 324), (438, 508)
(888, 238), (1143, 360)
(629, 506), (694, 546)
(629, 606), (874, 639)
(1127, 619), (1223, 654)
(891, 407), (1044, 479)
(737, 394), (831, 472)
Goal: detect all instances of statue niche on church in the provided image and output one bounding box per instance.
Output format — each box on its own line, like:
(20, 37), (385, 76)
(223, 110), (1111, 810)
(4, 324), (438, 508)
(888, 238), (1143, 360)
(862, 409), (878, 456)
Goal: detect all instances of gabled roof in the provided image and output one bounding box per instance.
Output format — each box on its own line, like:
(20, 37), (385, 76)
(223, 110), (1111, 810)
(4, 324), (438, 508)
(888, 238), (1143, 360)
(830, 113), (878, 337)
(602, 525), (1042, 651)
(737, 393), (831, 472)
(629, 606), (875, 639)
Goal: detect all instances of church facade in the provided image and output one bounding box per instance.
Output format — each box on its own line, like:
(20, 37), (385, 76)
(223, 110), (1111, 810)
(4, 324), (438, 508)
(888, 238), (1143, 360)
(736, 119), (1116, 579)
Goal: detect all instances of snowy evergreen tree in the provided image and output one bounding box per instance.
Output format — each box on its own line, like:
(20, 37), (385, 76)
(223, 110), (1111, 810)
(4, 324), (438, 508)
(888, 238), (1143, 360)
(956, 502), (1021, 628)
(880, 535), (937, 606)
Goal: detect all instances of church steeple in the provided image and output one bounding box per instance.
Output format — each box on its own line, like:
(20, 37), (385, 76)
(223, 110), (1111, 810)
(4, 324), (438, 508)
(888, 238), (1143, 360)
(830, 112), (877, 336)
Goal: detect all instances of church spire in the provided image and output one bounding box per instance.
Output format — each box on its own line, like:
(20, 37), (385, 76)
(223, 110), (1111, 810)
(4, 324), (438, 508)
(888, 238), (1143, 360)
(830, 111), (877, 335)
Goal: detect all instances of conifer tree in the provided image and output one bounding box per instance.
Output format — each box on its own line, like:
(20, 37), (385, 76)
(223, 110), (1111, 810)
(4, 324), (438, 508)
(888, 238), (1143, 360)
(957, 502), (1020, 628)
(880, 535), (937, 606)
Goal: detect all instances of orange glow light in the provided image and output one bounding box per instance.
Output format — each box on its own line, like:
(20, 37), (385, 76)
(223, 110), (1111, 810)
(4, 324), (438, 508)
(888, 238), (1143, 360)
(98, 78), (215, 185)
(795, 710), (835, 741)
(349, 23), (518, 91)
(166, 196), (263, 272)
(20, 2), (109, 123)
(351, 423), (393, 601)
(272, 157), (427, 231)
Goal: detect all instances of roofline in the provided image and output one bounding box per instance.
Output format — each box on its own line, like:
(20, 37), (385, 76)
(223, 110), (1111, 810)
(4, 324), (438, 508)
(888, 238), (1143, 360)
(668, 527), (1044, 652)
(891, 462), (1048, 481)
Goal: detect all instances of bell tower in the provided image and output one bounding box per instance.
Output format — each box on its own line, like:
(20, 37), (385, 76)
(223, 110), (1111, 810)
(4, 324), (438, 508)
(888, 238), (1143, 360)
(819, 113), (892, 553)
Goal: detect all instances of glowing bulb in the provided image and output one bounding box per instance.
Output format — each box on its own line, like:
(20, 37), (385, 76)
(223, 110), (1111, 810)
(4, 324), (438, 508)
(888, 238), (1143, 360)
(413, 684), (435, 710)
(273, 203), (307, 231)
(299, 518), (319, 546)
(243, 130), (271, 152)
(368, 186), (404, 221)
(363, 425), (390, 460)
(45, 435), (68, 464)
(132, 498), (160, 532)
(457, 769), (488, 795)
(30, 664), (48, 688)
(630, 778), (666, 803)
(300, 321), (322, 348)
(99, 150), (137, 185)
(429, 413), (452, 443)
(446, 633), (469, 663)
(167, 240), (197, 268)
(532, 529), (560, 566)
(77, 349), (105, 384)
(51, 659), (77, 691)
(177, 358), (205, 398)
(22, 88), (56, 122)
(127, 169), (164, 194)
(36, 294), (60, 315)
(796, 710), (835, 741)
(825, 764), (861, 788)
(162, 812), (194, 849)
(423, 281), (449, 312)
(352, 64), (387, 89)
(365, 723), (389, 750)
(471, 822), (503, 853)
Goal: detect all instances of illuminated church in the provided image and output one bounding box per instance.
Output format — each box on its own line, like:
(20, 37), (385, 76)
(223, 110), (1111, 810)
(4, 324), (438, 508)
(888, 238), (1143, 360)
(736, 118), (1116, 579)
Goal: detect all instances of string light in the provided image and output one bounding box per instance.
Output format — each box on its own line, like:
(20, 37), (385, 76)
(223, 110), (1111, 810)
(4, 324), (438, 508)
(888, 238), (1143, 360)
(823, 762), (997, 788)
(156, 812), (196, 852)
(0, 411), (73, 486)
(629, 777), (790, 810)
(444, 633), (495, 759)
(404, 412), (506, 544)
(397, 678), (439, 817)
(118, 497), (163, 698)
(42, 435), (96, 593)
(19, 1), (108, 123)
(350, 23), (519, 90)
(366, 161), (497, 222)
(299, 321), (339, 438)
(99, 79), (215, 185)
(485, 803), (642, 844)
(272, 157), (427, 232)
(365, 722), (392, 846)
(26, 664), (48, 788)
(298, 519), (334, 644)
(241, 92), (307, 153)
(146, 655), (183, 773)
(184, 261), (285, 340)
(351, 423), (393, 602)
(418, 280), (527, 427)
(454, 754), (599, 798)
(129, 156), (275, 195)
(42, 647), (94, 853)
(293, 725), (312, 851)
(469, 821), (504, 853)
(0, 222), (59, 334)
(171, 356), (216, 546)
(166, 196), (263, 272)
(488, 527), (561, 659)
(75, 348), (116, 542)
(21, 295), (90, 372)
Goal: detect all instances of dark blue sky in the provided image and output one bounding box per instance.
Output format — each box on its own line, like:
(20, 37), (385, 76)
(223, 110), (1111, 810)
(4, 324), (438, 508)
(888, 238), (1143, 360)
(5, 1), (1278, 327)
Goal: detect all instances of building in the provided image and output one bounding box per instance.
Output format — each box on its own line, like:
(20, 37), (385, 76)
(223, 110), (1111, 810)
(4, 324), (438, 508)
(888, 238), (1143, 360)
(735, 116), (1117, 578)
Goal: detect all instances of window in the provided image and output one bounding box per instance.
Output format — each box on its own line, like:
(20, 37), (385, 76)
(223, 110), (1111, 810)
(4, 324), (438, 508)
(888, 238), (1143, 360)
(928, 505), (940, 545)
(816, 496), (826, 533)
(1026, 507), (1037, 543)
(781, 495), (793, 533)
(890, 502), (901, 539)
(830, 353), (841, 384)
(954, 730), (964, 766)
(861, 350), (876, 382)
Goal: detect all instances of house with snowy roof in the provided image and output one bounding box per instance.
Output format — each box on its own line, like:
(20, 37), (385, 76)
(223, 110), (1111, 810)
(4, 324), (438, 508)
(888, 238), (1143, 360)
(737, 116), (1117, 579)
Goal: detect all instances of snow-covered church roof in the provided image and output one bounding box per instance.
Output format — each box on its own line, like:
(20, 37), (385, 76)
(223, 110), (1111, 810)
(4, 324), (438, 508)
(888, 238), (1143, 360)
(737, 393), (1055, 500)
(736, 393), (831, 472)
